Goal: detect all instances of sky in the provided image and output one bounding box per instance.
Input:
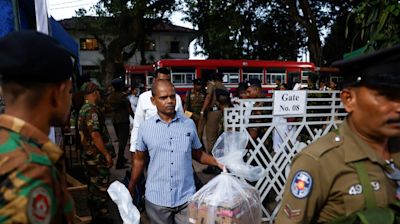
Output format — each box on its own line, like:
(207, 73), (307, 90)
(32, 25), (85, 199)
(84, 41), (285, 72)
(46, 0), (203, 59)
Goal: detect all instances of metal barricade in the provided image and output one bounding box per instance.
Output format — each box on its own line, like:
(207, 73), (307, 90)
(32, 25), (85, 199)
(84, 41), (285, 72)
(224, 90), (347, 223)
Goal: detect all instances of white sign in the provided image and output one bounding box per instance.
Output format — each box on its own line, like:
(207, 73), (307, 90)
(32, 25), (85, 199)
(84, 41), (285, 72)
(273, 90), (306, 115)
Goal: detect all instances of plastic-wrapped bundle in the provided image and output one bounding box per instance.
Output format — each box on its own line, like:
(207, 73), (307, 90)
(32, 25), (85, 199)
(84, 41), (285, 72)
(189, 172), (262, 224)
(189, 131), (264, 224)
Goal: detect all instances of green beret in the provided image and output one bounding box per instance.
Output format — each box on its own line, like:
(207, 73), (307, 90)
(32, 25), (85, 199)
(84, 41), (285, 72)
(0, 31), (73, 83)
(81, 82), (99, 95)
(331, 45), (400, 89)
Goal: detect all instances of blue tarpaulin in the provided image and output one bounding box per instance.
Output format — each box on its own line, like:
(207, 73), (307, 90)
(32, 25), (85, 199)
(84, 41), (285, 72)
(0, 0), (79, 60)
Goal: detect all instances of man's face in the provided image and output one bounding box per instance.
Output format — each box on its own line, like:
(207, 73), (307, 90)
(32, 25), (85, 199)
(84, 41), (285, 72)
(151, 82), (176, 116)
(194, 83), (202, 91)
(342, 86), (400, 138)
(52, 80), (73, 126)
(246, 86), (259, 98)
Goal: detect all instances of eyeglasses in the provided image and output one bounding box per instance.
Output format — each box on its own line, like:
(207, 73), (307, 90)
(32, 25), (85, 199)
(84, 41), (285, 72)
(384, 160), (400, 200)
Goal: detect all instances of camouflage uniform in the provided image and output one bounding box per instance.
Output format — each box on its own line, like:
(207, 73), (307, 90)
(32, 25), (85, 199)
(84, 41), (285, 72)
(0, 115), (75, 224)
(78, 100), (115, 220)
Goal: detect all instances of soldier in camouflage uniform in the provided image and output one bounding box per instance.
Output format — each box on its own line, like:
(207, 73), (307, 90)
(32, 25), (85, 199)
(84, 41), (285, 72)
(0, 31), (75, 223)
(78, 82), (116, 223)
(184, 79), (206, 137)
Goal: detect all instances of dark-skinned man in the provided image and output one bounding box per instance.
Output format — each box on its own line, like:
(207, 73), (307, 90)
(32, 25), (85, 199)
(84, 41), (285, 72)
(0, 31), (75, 223)
(129, 80), (223, 224)
(276, 45), (400, 223)
(78, 82), (116, 223)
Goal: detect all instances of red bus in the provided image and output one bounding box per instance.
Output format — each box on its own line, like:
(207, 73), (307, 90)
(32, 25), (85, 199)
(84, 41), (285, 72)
(125, 59), (316, 97)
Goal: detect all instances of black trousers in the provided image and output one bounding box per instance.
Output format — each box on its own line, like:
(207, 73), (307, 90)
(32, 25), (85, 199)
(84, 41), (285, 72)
(113, 122), (130, 167)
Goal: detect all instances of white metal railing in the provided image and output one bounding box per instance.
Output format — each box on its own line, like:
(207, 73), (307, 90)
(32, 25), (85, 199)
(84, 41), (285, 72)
(224, 90), (346, 223)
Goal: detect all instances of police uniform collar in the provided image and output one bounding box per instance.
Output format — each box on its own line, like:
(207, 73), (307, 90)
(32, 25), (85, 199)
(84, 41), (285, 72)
(0, 114), (63, 163)
(341, 119), (393, 165)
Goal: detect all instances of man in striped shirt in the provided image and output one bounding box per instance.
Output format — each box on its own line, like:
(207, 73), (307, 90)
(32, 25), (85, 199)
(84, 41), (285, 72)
(129, 80), (223, 224)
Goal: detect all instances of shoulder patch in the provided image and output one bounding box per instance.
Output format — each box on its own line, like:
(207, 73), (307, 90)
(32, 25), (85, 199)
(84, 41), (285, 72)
(91, 113), (98, 122)
(28, 186), (52, 224)
(291, 171), (313, 199)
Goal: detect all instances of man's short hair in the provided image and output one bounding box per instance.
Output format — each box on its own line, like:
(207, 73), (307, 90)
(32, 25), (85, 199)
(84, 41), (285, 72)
(155, 67), (171, 77)
(151, 79), (174, 97)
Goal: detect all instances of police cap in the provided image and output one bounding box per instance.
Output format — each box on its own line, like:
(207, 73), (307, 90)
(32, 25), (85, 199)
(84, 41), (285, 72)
(0, 31), (73, 83)
(331, 45), (400, 89)
(248, 79), (262, 88)
(81, 82), (99, 95)
(111, 78), (125, 90)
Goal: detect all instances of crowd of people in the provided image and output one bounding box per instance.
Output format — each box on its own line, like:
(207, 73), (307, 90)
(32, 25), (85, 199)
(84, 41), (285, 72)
(1, 30), (400, 224)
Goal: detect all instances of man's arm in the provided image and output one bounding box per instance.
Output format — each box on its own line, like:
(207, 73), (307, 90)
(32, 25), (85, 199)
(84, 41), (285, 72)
(192, 149), (223, 170)
(91, 131), (113, 167)
(128, 151), (148, 192)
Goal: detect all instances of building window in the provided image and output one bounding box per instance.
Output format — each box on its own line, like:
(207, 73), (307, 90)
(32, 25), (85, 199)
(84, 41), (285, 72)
(170, 41), (180, 53)
(80, 38), (99, 51)
(144, 40), (156, 51)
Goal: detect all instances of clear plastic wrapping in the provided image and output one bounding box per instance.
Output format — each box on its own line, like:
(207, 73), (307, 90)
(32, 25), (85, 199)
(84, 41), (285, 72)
(189, 131), (264, 224)
(189, 173), (262, 224)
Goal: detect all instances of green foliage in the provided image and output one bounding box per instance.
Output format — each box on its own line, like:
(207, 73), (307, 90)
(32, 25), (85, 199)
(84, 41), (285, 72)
(347, 0), (400, 52)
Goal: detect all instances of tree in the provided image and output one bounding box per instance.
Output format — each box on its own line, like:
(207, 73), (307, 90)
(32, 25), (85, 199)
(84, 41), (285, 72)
(76, 0), (177, 86)
(183, 0), (301, 60)
(346, 0), (400, 52)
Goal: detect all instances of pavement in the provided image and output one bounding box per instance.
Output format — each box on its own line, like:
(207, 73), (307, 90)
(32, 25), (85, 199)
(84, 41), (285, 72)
(66, 117), (218, 224)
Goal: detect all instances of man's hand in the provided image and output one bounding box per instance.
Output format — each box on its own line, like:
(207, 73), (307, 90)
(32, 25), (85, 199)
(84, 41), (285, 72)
(105, 153), (113, 168)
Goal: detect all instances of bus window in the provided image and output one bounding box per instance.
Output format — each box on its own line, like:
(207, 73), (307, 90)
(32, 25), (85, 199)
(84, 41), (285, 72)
(243, 67), (263, 82)
(287, 72), (301, 89)
(171, 67), (195, 84)
(266, 68), (286, 84)
(218, 67), (239, 83)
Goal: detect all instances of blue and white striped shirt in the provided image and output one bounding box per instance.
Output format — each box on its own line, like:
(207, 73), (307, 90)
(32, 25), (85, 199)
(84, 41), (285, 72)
(137, 113), (202, 207)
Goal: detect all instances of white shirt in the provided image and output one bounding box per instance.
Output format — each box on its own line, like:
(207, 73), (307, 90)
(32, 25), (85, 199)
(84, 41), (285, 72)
(128, 94), (139, 125)
(129, 90), (183, 152)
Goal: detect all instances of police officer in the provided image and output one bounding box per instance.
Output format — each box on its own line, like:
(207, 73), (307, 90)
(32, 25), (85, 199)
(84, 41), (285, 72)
(184, 78), (206, 137)
(108, 78), (134, 169)
(199, 72), (227, 174)
(276, 45), (400, 223)
(0, 31), (75, 223)
(78, 82), (116, 223)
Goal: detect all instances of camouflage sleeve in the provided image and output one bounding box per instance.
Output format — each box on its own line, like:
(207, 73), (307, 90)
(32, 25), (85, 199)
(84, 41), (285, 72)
(85, 106), (101, 133)
(0, 163), (56, 224)
(275, 153), (327, 224)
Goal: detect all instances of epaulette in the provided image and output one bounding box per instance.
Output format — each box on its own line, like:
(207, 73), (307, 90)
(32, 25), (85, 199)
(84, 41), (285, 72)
(301, 130), (344, 160)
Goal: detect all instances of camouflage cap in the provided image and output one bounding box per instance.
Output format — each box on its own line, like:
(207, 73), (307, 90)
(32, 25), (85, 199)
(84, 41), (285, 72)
(81, 82), (99, 95)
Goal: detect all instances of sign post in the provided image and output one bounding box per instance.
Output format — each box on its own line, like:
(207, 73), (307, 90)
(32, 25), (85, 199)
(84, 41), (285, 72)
(272, 90), (307, 116)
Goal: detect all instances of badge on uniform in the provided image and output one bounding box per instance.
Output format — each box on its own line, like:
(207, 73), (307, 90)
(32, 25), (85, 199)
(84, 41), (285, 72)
(291, 171), (313, 198)
(91, 113), (98, 122)
(27, 186), (52, 224)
